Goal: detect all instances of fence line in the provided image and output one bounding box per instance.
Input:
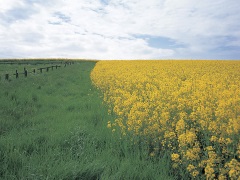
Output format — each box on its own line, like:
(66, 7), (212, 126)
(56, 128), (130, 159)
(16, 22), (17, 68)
(0, 60), (68, 65)
(1, 61), (74, 81)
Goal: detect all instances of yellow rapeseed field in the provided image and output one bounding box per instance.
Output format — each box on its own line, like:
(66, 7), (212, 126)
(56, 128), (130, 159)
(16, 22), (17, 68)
(91, 60), (240, 179)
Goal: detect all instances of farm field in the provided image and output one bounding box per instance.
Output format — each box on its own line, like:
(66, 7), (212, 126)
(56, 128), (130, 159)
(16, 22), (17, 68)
(91, 60), (240, 180)
(0, 60), (174, 180)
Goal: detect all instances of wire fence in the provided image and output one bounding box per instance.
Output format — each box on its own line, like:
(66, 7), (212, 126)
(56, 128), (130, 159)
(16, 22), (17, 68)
(0, 61), (74, 81)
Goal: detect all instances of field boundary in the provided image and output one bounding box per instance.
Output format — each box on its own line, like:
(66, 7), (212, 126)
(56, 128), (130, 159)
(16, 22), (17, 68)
(0, 61), (74, 81)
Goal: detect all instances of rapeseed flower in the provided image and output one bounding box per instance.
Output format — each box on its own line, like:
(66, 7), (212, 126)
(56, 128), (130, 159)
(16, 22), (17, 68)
(91, 60), (240, 179)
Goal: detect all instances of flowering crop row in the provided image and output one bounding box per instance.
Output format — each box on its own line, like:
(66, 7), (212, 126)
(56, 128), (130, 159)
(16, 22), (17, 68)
(91, 60), (240, 179)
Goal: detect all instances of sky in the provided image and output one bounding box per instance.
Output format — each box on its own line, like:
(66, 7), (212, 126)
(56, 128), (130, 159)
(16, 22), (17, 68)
(0, 0), (240, 60)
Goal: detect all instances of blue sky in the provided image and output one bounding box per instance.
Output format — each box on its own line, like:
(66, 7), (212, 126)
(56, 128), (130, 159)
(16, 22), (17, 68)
(0, 0), (239, 60)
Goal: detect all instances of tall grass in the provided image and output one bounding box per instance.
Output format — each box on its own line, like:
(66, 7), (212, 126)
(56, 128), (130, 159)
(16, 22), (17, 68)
(0, 61), (174, 179)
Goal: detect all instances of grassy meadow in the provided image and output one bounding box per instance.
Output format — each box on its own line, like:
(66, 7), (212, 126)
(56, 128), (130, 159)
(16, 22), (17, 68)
(0, 61), (174, 180)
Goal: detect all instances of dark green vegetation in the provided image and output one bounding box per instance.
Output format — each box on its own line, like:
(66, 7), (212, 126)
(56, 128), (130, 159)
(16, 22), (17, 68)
(0, 61), (174, 180)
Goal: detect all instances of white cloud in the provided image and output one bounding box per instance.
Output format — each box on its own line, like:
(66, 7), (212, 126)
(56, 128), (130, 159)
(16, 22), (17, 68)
(0, 0), (239, 59)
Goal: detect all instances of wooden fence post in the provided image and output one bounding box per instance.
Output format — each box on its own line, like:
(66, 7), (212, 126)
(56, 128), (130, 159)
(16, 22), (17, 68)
(15, 70), (19, 78)
(5, 74), (9, 80)
(24, 68), (27, 77)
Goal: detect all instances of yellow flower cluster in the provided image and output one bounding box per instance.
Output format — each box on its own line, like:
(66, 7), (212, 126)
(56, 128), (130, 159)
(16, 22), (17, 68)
(91, 60), (240, 179)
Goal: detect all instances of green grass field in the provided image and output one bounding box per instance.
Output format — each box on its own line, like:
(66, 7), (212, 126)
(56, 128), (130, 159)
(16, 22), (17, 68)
(0, 61), (175, 180)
